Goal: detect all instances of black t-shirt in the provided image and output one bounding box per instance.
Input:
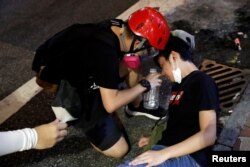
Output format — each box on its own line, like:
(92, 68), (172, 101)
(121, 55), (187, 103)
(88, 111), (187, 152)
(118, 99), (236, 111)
(32, 20), (124, 130)
(158, 70), (220, 167)
(33, 20), (122, 89)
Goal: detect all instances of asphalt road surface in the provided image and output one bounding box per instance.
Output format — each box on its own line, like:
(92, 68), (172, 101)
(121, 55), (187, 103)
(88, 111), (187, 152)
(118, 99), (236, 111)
(0, 0), (138, 100)
(1, 0), (250, 167)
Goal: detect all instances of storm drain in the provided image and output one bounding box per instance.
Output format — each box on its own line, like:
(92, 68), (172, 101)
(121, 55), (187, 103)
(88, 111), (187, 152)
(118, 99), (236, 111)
(199, 59), (250, 113)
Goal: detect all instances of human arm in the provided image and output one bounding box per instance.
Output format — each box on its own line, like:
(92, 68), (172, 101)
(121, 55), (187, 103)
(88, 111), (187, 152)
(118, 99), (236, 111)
(99, 72), (162, 113)
(0, 119), (67, 156)
(129, 109), (216, 166)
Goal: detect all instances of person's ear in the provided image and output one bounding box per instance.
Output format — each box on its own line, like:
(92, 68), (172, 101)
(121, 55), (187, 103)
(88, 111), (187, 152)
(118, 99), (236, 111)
(134, 40), (142, 49)
(169, 52), (174, 64)
(169, 51), (180, 70)
(170, 51), (180, 61)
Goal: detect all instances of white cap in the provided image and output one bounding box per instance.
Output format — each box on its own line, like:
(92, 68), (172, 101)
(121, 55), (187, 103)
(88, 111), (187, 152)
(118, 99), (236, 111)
(150, 68), (157, 73)
(171, 29), (195, 50)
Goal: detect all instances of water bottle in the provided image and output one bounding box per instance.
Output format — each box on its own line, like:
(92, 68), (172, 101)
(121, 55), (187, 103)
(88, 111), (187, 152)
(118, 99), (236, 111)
(143, 68), (159, 109)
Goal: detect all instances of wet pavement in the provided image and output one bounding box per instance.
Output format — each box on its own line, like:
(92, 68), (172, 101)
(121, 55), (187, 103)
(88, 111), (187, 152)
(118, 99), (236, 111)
(0, 0), (250, 166)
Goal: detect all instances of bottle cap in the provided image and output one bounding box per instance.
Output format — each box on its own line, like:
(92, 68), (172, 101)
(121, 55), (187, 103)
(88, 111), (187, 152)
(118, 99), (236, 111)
(150, 68), (157, 73)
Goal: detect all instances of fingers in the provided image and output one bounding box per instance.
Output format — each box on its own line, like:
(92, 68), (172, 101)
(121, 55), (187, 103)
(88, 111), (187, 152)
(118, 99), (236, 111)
(148, 73), (162, 81)
(52, 119), (60, 123)
(55, 122), (68, 143)
(129, 157), (147, 166)
(57, 137), (64, 142)
(52, 119), (68, 142)
(129, 152), (156, 166)
(130, 159), (146, 166)
(129, 153), (146, 163)
(56, 130), (67, 142)
(138, 141), (148, 148)
(59, 129), (68, 137)
(51, 118), (68, 129)
(146, 73), (162, 86)
(152, 73), (161, 79)
(57, 122), (68, 130)
(138, 136), (150, 147)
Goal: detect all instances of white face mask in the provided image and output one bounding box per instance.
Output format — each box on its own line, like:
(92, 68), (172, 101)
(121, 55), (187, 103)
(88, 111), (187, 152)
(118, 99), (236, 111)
(172, 67), (182, 83)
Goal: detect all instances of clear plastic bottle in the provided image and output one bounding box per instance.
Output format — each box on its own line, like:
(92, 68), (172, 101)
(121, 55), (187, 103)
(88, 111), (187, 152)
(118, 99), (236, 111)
(143, 68), (159, 109)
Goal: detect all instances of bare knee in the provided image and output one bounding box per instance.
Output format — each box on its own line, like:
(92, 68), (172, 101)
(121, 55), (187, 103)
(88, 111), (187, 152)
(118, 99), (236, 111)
(92, 136), (129, 158)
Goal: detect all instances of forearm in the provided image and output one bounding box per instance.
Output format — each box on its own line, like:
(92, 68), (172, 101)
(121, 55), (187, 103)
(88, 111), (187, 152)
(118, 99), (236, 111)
(100, 83), (146, 113)
(100, 71), (161, 113)
(162, 129), (216, 160)
(125, 70), (141, 88)
(0, 128), (37, 156)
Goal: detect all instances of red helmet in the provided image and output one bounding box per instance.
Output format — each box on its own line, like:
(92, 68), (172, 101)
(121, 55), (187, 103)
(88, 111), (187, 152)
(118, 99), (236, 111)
(128, 7), (170, 50)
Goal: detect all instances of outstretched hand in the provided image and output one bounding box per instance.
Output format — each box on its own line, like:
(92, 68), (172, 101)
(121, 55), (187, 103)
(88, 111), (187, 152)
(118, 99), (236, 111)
(34, 119), (68, 149)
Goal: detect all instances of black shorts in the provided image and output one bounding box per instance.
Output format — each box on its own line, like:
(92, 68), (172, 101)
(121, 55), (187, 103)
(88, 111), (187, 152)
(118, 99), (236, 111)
(85, 113), (122, 151)
(52, 80), (124, 151)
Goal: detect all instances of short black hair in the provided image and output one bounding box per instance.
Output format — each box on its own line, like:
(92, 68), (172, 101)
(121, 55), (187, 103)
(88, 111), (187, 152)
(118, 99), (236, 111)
(154, 35), (193, 66)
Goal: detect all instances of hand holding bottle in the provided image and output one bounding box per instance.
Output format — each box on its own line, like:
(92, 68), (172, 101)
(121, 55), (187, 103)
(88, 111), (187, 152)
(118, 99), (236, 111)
(144, 68), (161, 109)
(145, 69), (162, 88)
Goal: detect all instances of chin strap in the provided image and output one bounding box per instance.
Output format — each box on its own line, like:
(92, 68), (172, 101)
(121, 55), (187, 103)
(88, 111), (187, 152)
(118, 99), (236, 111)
(120, 24), (140, 53)
(120, 24), (129, 52)
(128, 37), (148, 53)
(128, 37), (136, 53)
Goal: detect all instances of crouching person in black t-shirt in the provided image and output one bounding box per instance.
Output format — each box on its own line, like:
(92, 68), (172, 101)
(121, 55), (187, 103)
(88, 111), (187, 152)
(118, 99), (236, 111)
(32, 7), (170, 159)
(118, 35), (220, 166)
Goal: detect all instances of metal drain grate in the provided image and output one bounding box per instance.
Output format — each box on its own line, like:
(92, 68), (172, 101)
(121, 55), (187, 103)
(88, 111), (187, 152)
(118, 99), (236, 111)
(199, 59), (250, 113)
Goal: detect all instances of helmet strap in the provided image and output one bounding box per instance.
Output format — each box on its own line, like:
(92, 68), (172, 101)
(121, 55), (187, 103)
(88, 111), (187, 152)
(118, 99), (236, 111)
(128, 37), (136, 53)
(135, 38), (147, 50)
(120, 24), (128, 51)
(110, 19), (124, 28)
(130, 38), (147, 53)
(120, 24), (147, 53)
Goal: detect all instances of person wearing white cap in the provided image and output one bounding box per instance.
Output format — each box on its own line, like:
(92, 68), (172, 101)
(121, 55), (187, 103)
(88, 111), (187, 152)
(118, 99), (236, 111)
(119, 33), (219, 167)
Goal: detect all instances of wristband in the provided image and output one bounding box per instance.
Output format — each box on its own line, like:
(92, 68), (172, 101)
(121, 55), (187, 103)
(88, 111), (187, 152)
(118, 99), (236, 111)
(139, 79), (151, 92)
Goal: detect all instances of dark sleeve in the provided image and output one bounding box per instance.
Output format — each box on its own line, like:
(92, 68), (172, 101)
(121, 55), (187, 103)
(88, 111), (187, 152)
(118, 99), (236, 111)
(32, 24), (95, 84)
(32, 24), (80, 73)
(92, 43), (121, 89)
(195, 73), (220, 112)
(32, 24), (95, 73)
(32, 28), (70, 84)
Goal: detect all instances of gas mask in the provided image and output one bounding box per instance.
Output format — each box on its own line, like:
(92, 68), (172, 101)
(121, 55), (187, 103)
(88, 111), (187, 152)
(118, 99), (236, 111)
(122, 48), (159, 69)
(121, 31), (159, 69)
(122, 53), (141, 69)
(121, 38), (145, 70)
